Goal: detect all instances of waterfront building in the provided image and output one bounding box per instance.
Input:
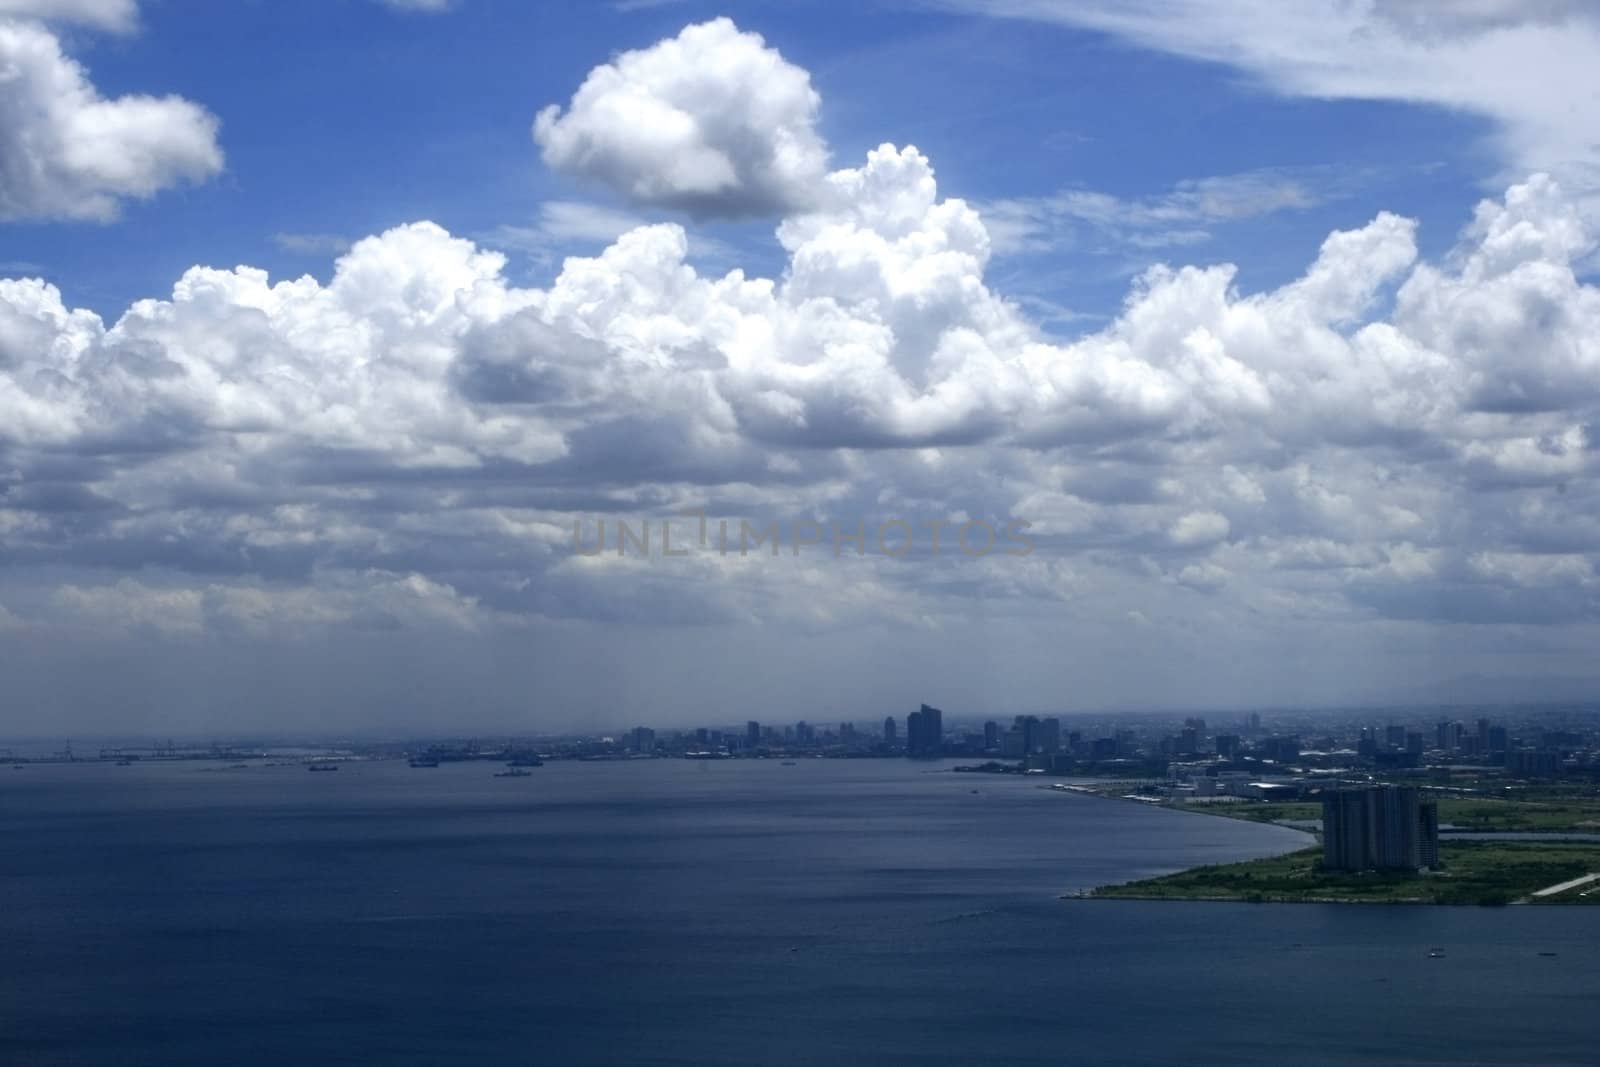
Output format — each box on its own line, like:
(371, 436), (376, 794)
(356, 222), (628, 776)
(1039, 717), (1061, 755)
(1321, 786), (1440, 872)
(906, 704), (943, 757)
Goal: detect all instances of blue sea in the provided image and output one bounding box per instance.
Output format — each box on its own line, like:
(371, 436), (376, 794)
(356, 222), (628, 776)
(4, 758), (1598, 1065)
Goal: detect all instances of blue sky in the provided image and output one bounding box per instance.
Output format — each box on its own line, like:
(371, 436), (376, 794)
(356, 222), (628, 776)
(10, 1), (1492, 322)
(6, 1), (1600, 733)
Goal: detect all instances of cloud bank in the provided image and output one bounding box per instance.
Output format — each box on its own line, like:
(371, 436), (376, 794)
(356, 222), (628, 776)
(5, 17), (1600, 722)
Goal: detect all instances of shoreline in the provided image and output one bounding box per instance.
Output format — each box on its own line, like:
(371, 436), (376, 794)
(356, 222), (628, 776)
(1044, 785), (1600, 906)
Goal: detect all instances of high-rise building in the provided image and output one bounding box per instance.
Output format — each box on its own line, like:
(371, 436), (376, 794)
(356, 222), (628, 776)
(1321, 786), (1440, 872)
(1436, 720), (1463, 752)
(631, 726), (656, 753)
(1015, 715), (1040, 753)
(746, 721), (760, 748)
(983, 720), (1000, 750)
(1507, 749), (1560, 777)
(883, 716), (897, 744)
(1039, 717), (1061, 754)
(907, 703), (943, 757)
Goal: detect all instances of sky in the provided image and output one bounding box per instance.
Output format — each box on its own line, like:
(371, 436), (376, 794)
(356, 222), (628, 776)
(3, 0), (1600, 735)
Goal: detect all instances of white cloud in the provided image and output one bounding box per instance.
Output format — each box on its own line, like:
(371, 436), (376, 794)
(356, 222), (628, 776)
(533, 18), (829, 219)
(0, 19), (222, 221)
(7, 157), (1600, 640)
(0, 0), (135, 31)
(947, 0), (1600, 199)
(527, 201), (651, 245)
(981, 167), (1339, 256)
(272, 232), (353, 256)
(7, 18), (1600, 663)
(1170, 511), (1231, 548)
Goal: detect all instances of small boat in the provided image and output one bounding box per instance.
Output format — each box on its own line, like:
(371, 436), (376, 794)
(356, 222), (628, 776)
(780, 761), (797, 766)
(308, 763), (340, 772)
(115, 760), (132, 766)
(494, 768), (532, 778)
(1427, 949), (1445, 959)
(408, 756), (440, 768)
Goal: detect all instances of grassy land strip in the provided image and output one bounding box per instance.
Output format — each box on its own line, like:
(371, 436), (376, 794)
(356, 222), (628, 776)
(1165, 795), (1600, 833)
(1084, 841), (1600, 905)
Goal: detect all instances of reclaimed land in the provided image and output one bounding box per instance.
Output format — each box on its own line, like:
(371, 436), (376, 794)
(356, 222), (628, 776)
(1081, 840), (1600, 906)
(1065, 781), (1600, 834)
(1202, 795), (1600, 833)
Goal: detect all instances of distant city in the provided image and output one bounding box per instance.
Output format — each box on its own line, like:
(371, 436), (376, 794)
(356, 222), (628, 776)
(11, 702), (1597, 784)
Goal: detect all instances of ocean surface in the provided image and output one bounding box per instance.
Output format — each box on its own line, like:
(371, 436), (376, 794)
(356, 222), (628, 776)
(3, 757), (1598, 1066)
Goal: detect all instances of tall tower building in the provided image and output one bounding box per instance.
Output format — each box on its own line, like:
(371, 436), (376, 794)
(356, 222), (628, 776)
(1321, 786), (1439, 872)
(907, 704), (943, 757)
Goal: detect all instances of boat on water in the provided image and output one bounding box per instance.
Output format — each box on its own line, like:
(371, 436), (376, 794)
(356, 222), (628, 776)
(408, 756), (440, 768)
(780, 760), (797, 766)
(494, 768), (532, 778)
(308, 763), (340, 772)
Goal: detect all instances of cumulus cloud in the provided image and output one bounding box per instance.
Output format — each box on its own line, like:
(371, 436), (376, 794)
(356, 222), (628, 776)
(9, 18), (1600, 723)
(7, 151), (1600, 647)
(533, 18), (828, 218)
(0, 18), (222, 221)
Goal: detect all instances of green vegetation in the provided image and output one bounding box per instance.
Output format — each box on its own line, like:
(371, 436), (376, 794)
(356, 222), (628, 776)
(1198, 801), (1322, 824)
(1085, 841), (1600, 906)
(1434, 796), (1600, 833)
(1177, 790), (1600, 833)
